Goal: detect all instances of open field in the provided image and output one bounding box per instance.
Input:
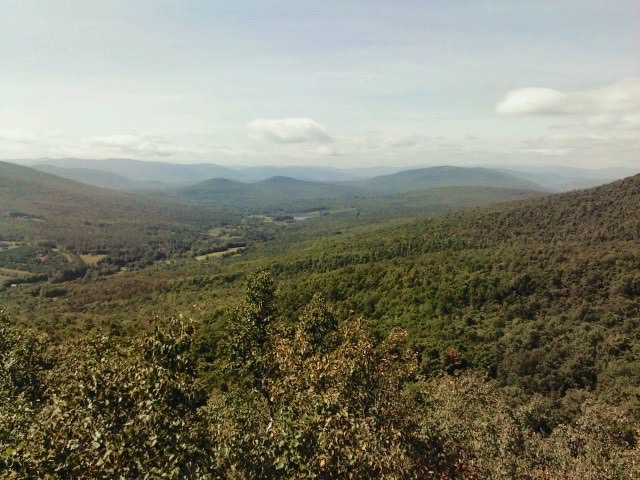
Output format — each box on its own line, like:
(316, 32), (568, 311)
(0, 267), (32, 277)
(79, 254), (107, 265)
(196, 247), (245, 261)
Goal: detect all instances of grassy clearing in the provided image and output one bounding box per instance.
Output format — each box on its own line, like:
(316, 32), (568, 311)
(80, 254), (107, 265)
(208, 226), (243, 239)
(0, 267), (32, 277)
(0, 241), (22, 250)
(196, 247), (245, 261)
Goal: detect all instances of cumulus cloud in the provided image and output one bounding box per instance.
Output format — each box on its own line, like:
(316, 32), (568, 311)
(247, 118), (333, 144)
(496, 88), (569, 115)
(496, 78), (640, 129)
(0, 128), (39, 143)
(87, 133), (176, 156)
(0, 129), (200, 159)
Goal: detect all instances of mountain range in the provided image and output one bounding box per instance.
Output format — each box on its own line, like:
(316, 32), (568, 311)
(7, 157), (637, 192)
(157, 165), (545, 211)
(15, 157), (402, 188)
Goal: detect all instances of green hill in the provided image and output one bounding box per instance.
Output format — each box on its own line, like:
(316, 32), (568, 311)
(2, 169), (639, 477)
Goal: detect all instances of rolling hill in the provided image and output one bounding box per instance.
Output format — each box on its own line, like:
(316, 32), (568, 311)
(167, 166), (545, 213)
(2, 169), (639, 478)
(173, 175), (360, 210)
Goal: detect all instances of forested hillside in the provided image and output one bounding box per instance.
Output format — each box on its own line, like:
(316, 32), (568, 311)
(264, 174), (640, 420)
(2, 274), (638, 479)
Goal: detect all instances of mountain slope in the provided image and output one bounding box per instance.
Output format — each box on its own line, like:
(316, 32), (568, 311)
(465, 172), (640, 242)
(259, 173), (640, 418)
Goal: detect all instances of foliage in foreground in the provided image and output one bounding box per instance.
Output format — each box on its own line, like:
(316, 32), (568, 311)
(1, 274), (639, 479)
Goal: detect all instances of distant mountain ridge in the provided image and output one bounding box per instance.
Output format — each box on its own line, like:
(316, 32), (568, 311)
(16, 158), (400, 187)
(33, 164), (136, 190)
(28, 158), (238, 185)
(355, 166), (544, 194)
(7, 157), (638, 193)
(175, 175), (359, 210)
(166, 167), (545, 212)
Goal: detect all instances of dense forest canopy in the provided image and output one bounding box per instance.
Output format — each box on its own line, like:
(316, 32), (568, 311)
(2, 274), (638, 479)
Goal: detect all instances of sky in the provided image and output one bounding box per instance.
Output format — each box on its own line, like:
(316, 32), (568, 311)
(1, 1), (638, 168)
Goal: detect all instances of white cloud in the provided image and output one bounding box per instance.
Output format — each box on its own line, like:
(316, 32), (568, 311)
(0, 128), (39, 143)
(616, 112), (640, 130)
(496, 88), (568, 115)
(87, 133), (175, 156)
(495, 78), (640, 130)
(247, 118), (333, 144)
(516, 131), (639, 162)
(520, 148), (574, 156)
(0, 129), (202, 159)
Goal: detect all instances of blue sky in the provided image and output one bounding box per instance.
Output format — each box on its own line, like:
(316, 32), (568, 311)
(1, 1), (638, 167)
